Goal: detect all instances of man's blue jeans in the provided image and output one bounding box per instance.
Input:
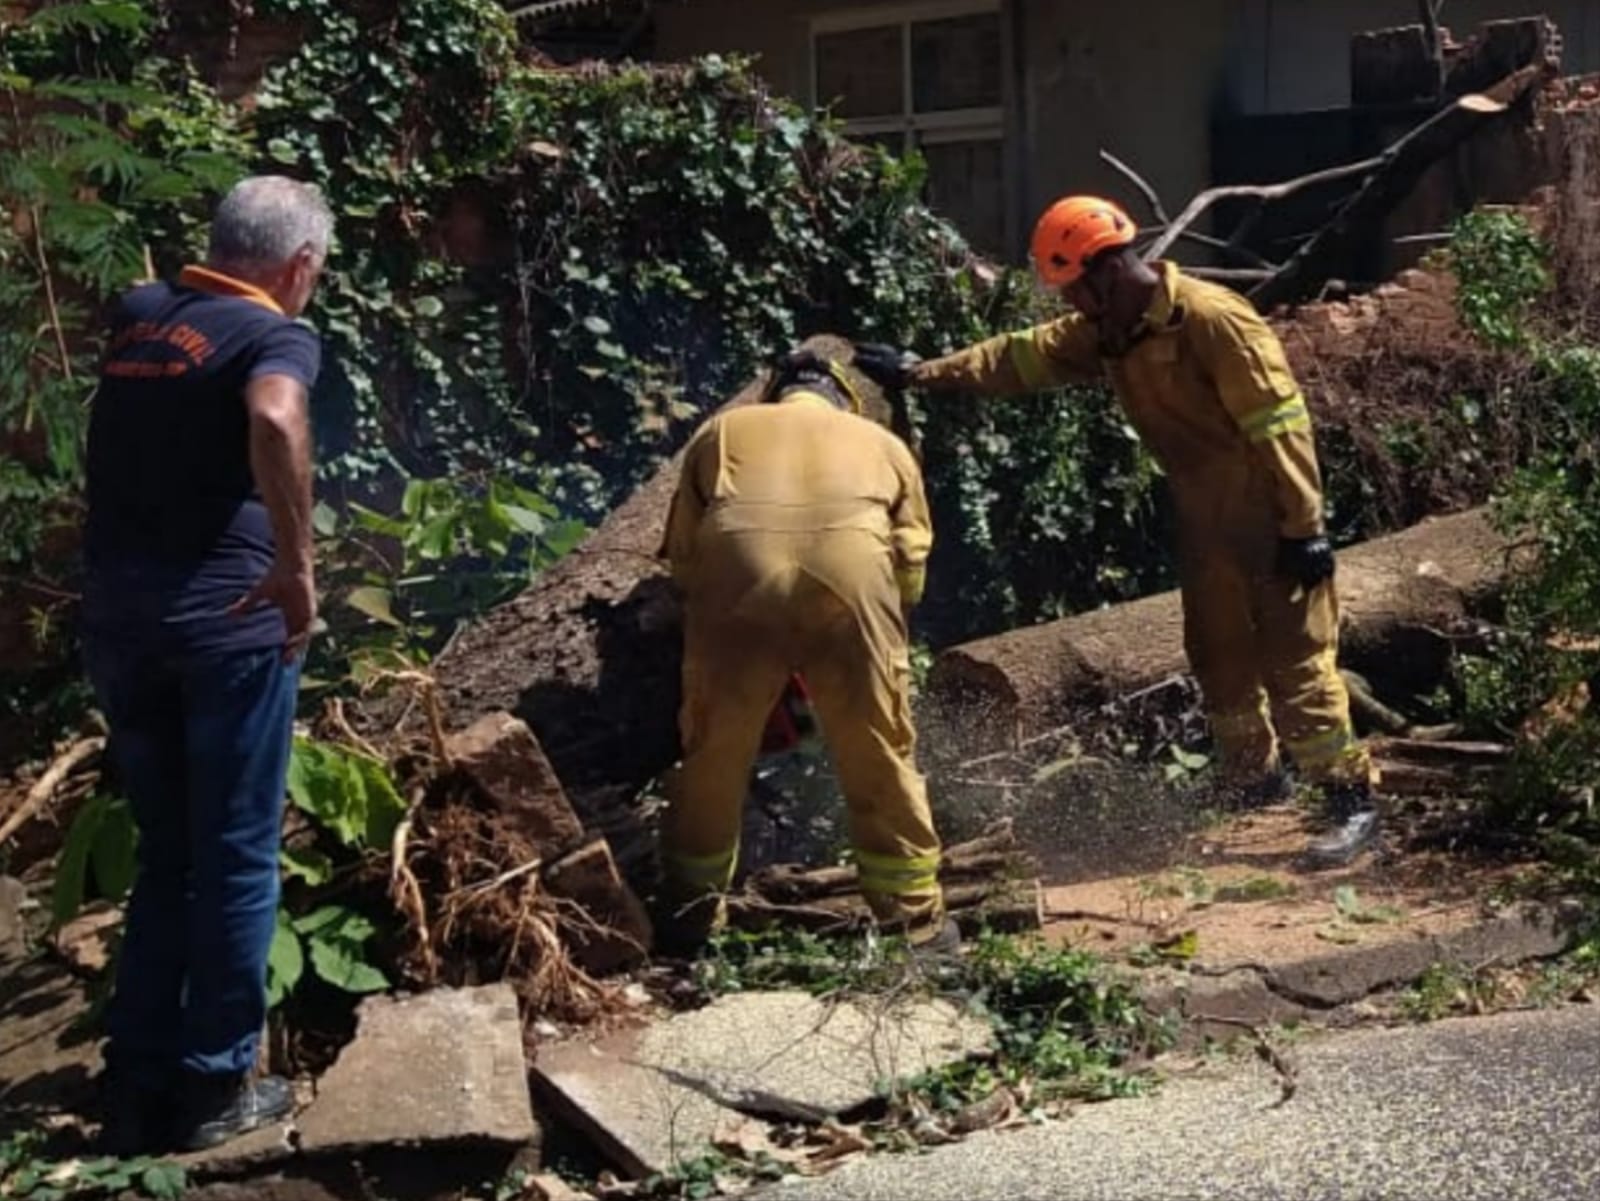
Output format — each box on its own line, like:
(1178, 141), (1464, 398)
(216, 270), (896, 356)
(85, 639), (297, 1087)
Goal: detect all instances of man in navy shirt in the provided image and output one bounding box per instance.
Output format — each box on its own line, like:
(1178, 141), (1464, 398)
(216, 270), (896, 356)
(84, 176), (329, 1153)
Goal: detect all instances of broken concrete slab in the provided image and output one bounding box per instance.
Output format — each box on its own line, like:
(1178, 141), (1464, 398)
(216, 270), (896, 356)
(543, 837), (653, 975)
(445, 712), (585, 858)
(534, 991), (990, 1177)
(297, 983), (537, 1153)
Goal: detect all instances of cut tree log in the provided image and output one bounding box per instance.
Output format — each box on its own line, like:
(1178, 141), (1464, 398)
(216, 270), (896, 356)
(746, 821), (1028, 905)
(731, 821), (1042, 935)
(406, 335), (888, 796)
(927, 508), (1508, 745)
(725, 879), (1042, 937)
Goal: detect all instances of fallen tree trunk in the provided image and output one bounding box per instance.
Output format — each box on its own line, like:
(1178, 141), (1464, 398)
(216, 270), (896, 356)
(927, 508), (1508, 743)
(410, 335), (884, 795)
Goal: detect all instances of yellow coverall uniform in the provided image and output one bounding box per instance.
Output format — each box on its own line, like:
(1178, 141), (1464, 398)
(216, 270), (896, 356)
(914, 262), (1375, 789)
(660, 390), (944, 937)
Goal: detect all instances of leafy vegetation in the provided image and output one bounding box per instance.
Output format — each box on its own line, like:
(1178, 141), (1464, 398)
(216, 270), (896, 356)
(50, 733), (404, 1012)
(1442, 210), (1600, 869)
(0, 1129), (185, 1201)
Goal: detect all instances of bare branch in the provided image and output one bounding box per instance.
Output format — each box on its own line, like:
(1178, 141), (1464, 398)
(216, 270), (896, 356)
(1139, 225), (1278, 270)
(1143, 157), (1382, 261)
(1418, 0), (1447, 96)
(1185, 267), (1277, 283)
(1099, 148), (1170, 224)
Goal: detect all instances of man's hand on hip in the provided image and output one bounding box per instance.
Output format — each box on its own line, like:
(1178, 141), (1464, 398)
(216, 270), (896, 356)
(229, 559), (317, 663)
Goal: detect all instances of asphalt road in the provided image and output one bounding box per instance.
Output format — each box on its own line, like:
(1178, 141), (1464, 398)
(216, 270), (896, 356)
(763, 1004), (1600, 1201)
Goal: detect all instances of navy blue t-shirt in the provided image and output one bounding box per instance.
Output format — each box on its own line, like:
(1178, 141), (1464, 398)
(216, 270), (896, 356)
(84, 266), (322, 654)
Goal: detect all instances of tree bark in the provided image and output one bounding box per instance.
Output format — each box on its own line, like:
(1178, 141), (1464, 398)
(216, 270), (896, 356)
(927, 508), (1508, 742)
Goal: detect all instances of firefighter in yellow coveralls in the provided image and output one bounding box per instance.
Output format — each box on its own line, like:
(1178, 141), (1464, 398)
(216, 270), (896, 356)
(855, 197), (1380, 869)
(658, 348), (958, 950)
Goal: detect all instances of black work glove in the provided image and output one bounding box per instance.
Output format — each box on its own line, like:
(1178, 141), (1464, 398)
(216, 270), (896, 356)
(853, 343), (918, 392)
(1277, 535), (1336, 589)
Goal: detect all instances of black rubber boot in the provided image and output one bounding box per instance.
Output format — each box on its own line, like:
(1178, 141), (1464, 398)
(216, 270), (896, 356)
(1302, 785), (1381, 870)
(175, 1072), (293, 1153)
(651, 893), (723, 961)
(96, 1067), (174, 1157)
(909, 917), (963, 962)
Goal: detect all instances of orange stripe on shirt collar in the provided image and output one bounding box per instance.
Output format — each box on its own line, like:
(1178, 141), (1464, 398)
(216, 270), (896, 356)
(178, 265), (285, 316)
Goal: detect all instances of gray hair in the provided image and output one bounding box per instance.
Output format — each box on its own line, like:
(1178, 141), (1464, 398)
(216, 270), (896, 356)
(208, 176), (334, 271)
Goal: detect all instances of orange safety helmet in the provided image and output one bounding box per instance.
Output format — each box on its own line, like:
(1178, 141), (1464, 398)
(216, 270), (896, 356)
(1030, 196), (1138, 289)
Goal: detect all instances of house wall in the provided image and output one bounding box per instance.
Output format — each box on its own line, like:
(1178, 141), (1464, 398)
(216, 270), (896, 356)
(1238, 0), (1599, 113)
(656, 1), (1600, 258)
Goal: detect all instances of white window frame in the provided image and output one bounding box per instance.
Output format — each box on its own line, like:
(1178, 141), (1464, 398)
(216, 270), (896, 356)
(809, 0), (1005, 150)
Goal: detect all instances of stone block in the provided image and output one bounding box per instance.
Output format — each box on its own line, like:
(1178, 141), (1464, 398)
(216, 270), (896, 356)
(297, 983), (537, 1153)
(543, 837), (652, 974)
(446, 712), (585, 858)
(534, 991), (990, 1178)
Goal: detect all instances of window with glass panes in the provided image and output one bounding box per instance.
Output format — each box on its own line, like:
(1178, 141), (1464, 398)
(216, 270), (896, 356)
(812, 2), (1006, 253)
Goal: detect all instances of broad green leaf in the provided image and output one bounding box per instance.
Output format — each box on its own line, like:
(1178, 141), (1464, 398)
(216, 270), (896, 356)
(265, 911), (304, 1008)
(348, 502), (408, 538)
(346, 585), (402, 627)
(312, 500), (339, 537)
(350, 755), (407, 849)
(286, 738), (366, 847)
(292, 903), (358, 936)
(308, 931), (390, 994)
(89, 797), (138, 904)
(581, 315), (612, 335)
(280, 846), (335, 886)
(501, 503), (548, 535)
(413, 296), (444, 318)
(51, 795), (109, 928)
(400, 480), (426, 519)
(412, 513), (457, 561)
(140, 1162), (188, 1201)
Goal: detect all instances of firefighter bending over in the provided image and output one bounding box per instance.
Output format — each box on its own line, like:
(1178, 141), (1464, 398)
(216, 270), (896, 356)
(658, 348), (957, 950)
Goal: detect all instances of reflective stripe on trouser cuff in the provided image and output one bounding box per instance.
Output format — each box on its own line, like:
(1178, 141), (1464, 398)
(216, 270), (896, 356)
(1237, 394), (1311, 443)
(1006, 331), (1056, 391)
(855, 849), (940, 898)
(664, 845), (738, 895)
(1284, 723), (1360, 772)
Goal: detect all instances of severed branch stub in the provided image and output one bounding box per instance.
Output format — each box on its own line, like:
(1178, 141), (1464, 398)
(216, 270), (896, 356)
(1252, 63), (1546, 309)
(1108, 54), (1547, 309)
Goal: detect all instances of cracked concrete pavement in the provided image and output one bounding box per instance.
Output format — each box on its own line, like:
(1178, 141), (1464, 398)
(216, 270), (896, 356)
(760, 1003), (1600, 1201)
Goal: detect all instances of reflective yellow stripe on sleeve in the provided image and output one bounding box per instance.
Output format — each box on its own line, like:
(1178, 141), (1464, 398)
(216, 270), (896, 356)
(1237, 394), (1311, 443)
(1005, 331), (1056, 391)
